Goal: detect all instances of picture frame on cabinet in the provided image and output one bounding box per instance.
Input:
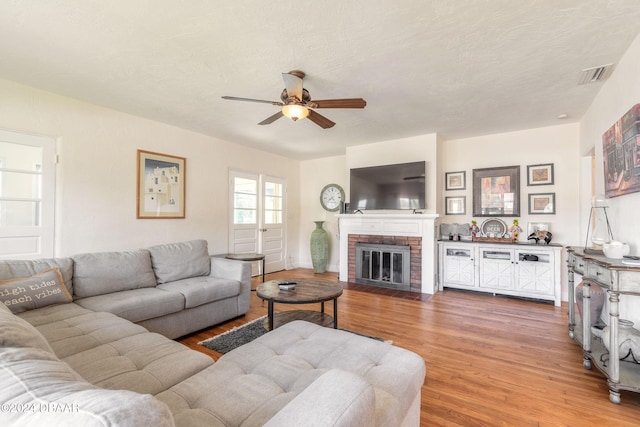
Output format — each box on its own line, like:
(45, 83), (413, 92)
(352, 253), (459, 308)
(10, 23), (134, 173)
(445, 196), (466, 215)
(137, 150), (186, 219)
(472, 165), (520, 217)
(528, 192), (555, 214)
(527, 222), (550, 236)
(527, 163), (554, 186)
(445, 171), (466, 190)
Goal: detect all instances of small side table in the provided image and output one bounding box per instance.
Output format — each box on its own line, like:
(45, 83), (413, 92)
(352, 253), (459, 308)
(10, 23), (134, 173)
(224, 253), (266, 282)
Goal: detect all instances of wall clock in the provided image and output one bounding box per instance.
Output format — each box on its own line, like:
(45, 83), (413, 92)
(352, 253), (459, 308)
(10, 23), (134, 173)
(320, 184), (345, 212)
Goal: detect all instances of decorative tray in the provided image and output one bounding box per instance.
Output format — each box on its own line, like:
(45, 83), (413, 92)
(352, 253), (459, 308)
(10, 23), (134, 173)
(474, 237), (513, 243)
(480, 218), (507, 238)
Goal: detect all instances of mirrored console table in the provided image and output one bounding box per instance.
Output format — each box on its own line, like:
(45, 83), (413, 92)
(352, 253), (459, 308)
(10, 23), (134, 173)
(567, 247), (640, 403)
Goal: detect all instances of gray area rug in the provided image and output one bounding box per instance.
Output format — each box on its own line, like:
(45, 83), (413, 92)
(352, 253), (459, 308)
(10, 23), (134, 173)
(199, 316), (386, 354)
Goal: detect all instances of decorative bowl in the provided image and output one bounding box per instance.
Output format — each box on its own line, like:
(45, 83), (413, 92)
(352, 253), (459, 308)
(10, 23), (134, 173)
(602, 241), (630, 259)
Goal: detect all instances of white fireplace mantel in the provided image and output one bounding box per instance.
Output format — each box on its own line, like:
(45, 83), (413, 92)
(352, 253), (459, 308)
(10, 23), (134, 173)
(337, 213), (439, 294)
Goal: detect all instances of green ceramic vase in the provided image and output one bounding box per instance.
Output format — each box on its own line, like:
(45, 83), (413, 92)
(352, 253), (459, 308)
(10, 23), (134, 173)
(310, 221), (329, 273)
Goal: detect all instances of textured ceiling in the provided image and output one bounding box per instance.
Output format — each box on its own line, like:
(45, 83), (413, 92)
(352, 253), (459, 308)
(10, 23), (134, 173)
(1, 1), (640, 160)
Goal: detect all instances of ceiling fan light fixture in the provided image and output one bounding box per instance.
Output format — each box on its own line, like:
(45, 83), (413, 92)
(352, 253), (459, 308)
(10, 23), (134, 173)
(282, 104), (309, 121)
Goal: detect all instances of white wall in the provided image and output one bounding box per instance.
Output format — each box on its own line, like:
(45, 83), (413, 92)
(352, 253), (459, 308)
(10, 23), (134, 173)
(0, 78), (300, 258)
(579, 32), (640, 324)
(580, 32), (640, 251)
(441, 123), (581, 246)
(298, 155), (346, 272)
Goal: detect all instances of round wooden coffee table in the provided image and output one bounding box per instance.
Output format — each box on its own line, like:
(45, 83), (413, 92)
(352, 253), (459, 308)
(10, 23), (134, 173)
(256, 279), (343, 331)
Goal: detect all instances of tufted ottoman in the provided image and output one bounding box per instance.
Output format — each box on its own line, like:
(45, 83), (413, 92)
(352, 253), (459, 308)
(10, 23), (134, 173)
(156, 320), (425, 426)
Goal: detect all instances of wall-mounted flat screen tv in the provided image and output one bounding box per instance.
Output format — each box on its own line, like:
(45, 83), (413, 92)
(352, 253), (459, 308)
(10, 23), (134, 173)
(349, 161), (426, 211)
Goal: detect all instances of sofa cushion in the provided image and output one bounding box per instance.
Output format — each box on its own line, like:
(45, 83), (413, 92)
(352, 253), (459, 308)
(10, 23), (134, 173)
(19, 304), (150, 358)
(0, 303), (54, 353)
(157, 276), (241, 309)
(157, 320), (425, 427)
(0, 268), (72, 314)
(0, 257), (74, 294)
(63, 332), (213, 395)
(73, 249), (157, 299)
(0, 346), (174, 427)
(74, 288), (184, 323)
(148, 240), (211, 284)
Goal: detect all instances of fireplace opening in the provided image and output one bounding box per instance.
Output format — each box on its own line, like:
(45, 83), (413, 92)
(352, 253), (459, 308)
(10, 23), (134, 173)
(355, 242), (410, 290)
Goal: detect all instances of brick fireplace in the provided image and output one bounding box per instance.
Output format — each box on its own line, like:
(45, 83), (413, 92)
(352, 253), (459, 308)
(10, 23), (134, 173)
(338, 213), (438, 294)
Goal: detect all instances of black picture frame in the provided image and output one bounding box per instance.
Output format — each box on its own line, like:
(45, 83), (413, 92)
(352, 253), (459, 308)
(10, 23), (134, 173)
(527, 163), (554, 186)
(472, 165), (520, 217)
(528, 192), (556, 214)
(445, 171), (466, 190)
(445, 196), (466, 215)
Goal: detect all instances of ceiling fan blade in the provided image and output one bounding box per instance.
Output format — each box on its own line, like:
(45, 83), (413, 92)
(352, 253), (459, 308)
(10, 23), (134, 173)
(309, 98), (367, 109)
(222, 96), (283, 106)
(258, 111), (284, 125)
(282, 71), (304, 101)
(307, 110), (336, 129)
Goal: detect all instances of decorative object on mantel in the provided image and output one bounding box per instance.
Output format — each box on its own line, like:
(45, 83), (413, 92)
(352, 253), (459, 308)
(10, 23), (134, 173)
(575, 281), (606, 329)
(584, 194), (614, 255)
(527, 230), (552, 244)
(510, 219), (522, 242)
(600, 319), (640, 364)
(474, 218), (512, 242)
(527, 163), (554, 186)
(310, 221), (329, 273)
(472, 165), (520, 217)
(603, 103), (640, 198)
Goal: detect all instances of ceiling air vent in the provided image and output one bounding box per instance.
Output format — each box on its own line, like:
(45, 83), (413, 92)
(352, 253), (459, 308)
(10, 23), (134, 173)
(578, 64), (614, 85)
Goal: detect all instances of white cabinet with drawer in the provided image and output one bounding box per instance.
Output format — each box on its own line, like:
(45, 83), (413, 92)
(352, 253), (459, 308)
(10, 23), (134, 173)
(438, 241), (562, 306)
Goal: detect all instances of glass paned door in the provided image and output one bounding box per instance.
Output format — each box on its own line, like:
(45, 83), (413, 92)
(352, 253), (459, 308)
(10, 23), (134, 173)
(229, 172), (286, 275)
(0, 130), (55, 258)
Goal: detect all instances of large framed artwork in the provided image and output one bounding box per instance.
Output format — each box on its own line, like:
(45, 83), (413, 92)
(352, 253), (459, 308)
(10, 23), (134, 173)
(137, 150), (186, 218)
(472, 165), (520, 217)
(603, 103), (640, 198)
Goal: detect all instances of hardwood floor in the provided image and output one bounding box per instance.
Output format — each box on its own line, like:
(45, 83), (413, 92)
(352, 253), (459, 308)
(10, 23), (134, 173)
(178, 269), (640, 426)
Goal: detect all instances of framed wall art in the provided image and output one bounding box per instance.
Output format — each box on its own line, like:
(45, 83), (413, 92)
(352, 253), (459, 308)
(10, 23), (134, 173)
(445, 196), (466, 215)
(603, 103), (640, 198)
(472, 165), (520, 217)
(528, 192), (555, 215)
(527, 163), (554, 186)
(137, 150), (186, 219)
(445, 171), (466, 190)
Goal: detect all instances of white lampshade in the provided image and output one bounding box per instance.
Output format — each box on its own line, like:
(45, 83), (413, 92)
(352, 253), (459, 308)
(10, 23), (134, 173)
(282, 104), (309, 121)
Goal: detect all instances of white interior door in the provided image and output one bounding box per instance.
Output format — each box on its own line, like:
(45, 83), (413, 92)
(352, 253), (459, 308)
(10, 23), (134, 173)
(262, 176), (285, 273)
(0, 129), (56, 259)
(229, 171), (286, 275)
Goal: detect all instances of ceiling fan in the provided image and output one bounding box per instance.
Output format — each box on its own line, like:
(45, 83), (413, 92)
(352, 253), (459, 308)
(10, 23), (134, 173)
(222, 70), (366, 129)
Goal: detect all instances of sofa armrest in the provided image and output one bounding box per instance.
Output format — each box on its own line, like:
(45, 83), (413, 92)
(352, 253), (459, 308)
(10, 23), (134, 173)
(209, 257), (251, 294)
(264, 369), (375, 427)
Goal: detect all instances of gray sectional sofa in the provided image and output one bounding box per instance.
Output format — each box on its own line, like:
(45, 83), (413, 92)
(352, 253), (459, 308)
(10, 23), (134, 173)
(0, 240), (426, 426)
